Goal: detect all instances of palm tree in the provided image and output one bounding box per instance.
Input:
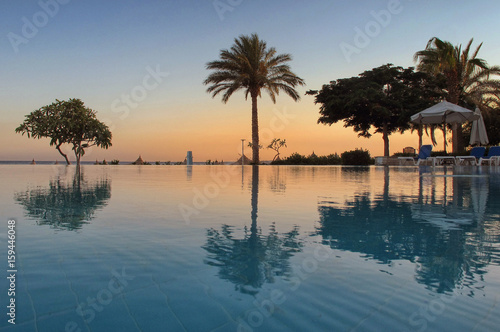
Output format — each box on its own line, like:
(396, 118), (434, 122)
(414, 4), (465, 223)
(414, 37), (500, 152)
(204, 34), (305, 164)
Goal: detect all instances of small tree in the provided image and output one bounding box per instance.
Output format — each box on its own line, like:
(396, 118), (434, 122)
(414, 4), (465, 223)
(248, 142), (263, 150)
(15, 98), (112, 166)
(267, 138), (287, 161)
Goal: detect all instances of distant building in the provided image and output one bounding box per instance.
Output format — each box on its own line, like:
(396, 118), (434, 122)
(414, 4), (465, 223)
(134, 155), (144, 165)
(403, 147), (416, 155)
(231, 154), (252, 165)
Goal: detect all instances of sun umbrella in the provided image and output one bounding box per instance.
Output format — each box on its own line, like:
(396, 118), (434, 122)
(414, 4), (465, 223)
(410, 101), (478, 124)
(410, 101), (478, 152)
(469, 108), (489, 146)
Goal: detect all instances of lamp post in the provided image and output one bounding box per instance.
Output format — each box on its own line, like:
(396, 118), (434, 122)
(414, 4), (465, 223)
(241, 139), (245, 165)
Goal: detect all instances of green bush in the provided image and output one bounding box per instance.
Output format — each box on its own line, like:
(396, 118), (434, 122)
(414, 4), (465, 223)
(271, 152), (341, 165)
(341, 149), (373, 165)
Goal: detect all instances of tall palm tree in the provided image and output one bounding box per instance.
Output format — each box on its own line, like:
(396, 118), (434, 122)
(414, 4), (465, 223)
(204, 34), (305, 164)
(414, 37), (500, 152)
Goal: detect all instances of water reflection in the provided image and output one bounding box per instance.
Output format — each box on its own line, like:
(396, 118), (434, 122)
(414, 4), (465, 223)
(268, 166), (286, 193)
(14, 168), (111, 230)
(316, 166), (500, 294)
(203, 166), (303, 295)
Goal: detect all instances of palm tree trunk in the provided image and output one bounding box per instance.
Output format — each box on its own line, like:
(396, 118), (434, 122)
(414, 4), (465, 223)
(251, 92), (259, 164)
(418, 125), (423, 148)
(448, 82), (464, 153)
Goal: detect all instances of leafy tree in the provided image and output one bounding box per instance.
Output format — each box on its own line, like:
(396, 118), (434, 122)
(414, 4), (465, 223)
(15, 98), (112, 166)
(414, 37), (500, 151)
(204, 33), (305, 164)
(267, 138), (287, 161)
(312, 64), (442, 157)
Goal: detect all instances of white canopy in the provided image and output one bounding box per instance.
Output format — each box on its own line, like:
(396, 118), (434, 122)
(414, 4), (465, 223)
(410, 101), (478, 124)
(469, 108), (489, 146)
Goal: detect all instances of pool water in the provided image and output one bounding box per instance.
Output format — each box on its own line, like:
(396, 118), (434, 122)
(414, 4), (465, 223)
(1, 165), (500, 331)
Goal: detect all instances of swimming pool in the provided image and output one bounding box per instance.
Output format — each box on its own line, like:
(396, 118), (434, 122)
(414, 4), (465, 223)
(1, 165), (499, 331)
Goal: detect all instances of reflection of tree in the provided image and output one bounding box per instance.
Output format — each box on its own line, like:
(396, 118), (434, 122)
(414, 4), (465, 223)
(268, 166), (286, 193)
(316, 167), (496, 294)
(203, 166), (303, 295)
(14, 169), (111, 230)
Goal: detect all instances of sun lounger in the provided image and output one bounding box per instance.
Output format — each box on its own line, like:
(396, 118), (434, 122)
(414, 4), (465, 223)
(456, 147), (486, 165)
(432, 155), (456, 166)
(398, 145), (433, 166)
(478, 146), (500, 165)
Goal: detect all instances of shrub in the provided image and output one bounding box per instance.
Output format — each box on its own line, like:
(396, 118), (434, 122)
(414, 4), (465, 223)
(341, 149), (373, 165)
(271, 152), (341, 165)
(110, 159), (120, 165)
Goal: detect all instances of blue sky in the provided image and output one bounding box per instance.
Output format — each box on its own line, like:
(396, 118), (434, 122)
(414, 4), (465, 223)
(2, 0), (500, 162)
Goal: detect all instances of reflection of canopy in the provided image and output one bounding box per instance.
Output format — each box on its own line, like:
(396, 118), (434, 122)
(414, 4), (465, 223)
(413, 171), (488, 230)
(315, 166), (493, 294)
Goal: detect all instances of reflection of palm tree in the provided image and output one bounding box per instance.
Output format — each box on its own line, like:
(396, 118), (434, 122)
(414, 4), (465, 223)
(316, 168), (492, 294)
(14, 168), (111, 230)
(203, 166), (303, 294)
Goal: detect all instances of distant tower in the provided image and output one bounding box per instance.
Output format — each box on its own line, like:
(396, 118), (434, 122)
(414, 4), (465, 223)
(186, 151), (193, 165)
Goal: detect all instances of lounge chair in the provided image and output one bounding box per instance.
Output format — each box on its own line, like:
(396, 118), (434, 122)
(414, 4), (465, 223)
(456, 146), (486, 166)
(432, 154), (457, 166)
(478, 146), (500, 165)
(398, 145), (433, 166)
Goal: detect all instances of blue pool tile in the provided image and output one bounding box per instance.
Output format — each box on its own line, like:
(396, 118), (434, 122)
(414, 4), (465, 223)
(84, 297), (139, 332)
(158, 277), (231, 331)
(36, 310), (91, 332)
(0, 321), (37, 332)
(123, 285), (185, 331)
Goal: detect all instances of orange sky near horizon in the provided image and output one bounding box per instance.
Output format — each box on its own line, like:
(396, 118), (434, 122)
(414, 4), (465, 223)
(3, 93), (443, 163)
(2, 1), (492, 163)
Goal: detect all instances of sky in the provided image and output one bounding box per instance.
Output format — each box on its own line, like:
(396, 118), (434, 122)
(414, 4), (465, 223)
(1, 0), (500, 163)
